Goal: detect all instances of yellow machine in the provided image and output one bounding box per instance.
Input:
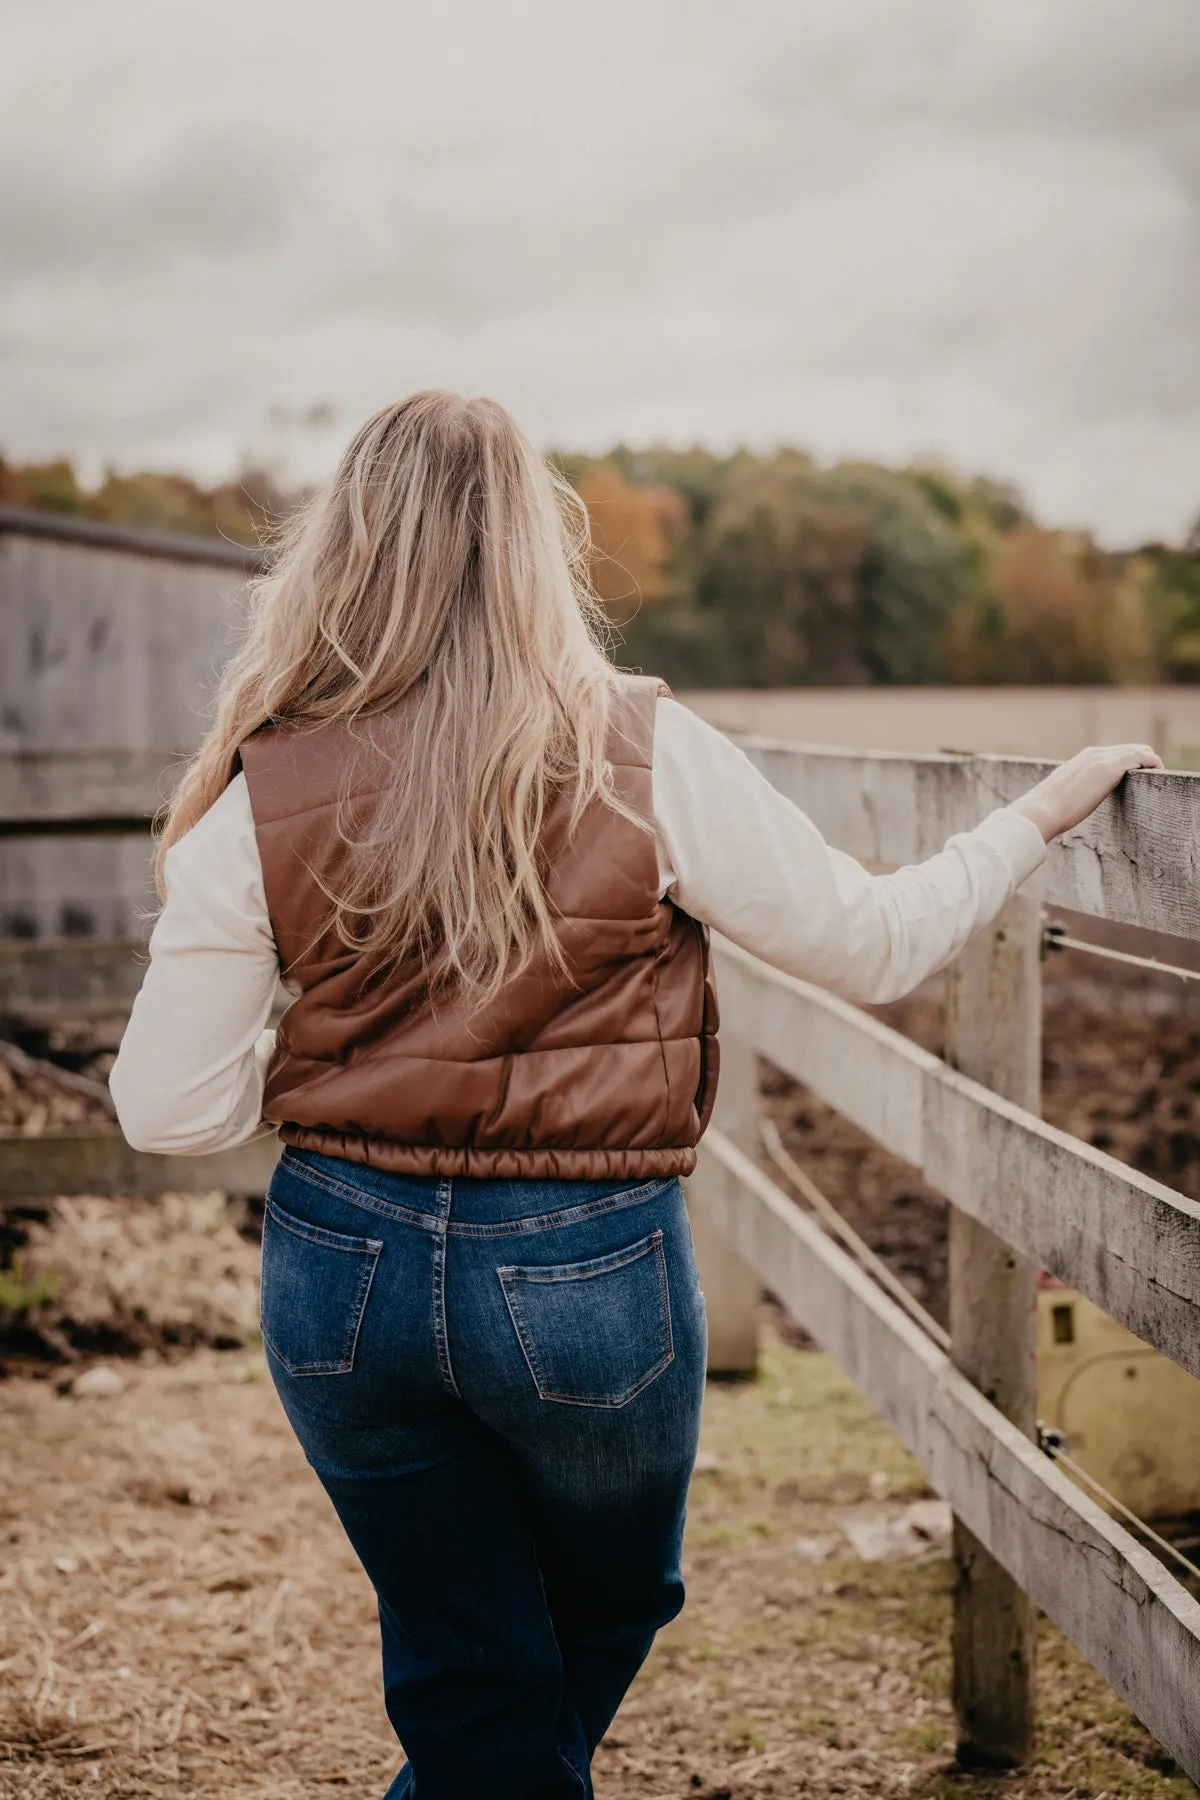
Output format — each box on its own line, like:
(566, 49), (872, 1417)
(1038, 1278), (1200, 1521)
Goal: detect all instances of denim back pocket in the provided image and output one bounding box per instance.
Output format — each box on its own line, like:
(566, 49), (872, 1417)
(260, 1196), (383, 1377)
(498, 1229), (673, 1408)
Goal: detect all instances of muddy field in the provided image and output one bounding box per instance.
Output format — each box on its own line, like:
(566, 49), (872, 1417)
(2, 950), (1200, 1797)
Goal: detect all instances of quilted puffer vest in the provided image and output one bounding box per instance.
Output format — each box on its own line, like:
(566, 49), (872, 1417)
(238, 676), (720, 1179)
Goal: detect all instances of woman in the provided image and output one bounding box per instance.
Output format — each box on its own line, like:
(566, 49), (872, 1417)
(110, 392), (1161, 1799)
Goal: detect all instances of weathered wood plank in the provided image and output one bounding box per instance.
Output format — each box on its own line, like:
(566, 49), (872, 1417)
(688, 1128), (1200, 1784)
(0, 1127), (279, 1199)
(713, 937), (931, 1165)
(922, 1078), (1200, 1369)
(689, 1028), (760, 1375)
(0, 505), (268, 570)
(712, 938), (937, 1165)
(0, 532), (248, 761)
(0, 939), (291, 1025)
(0, 526), (249, 932)
(713, 937), (1200, 1380)
(0, 752), (169, 828)
(0, 938), (147, 1016)
(741, 739), (1200, 942)
(0, 836), (156, 941)
(943, 895), (1041, 1766)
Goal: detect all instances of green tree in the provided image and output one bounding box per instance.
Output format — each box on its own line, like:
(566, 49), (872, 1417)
(818, 464), (969, 684)
(692, 454), (868, 685)
(0, 458), (85, 513)
(1141, 530), (1200, 681)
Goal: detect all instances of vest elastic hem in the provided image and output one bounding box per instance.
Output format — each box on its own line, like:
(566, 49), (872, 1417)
(276, 1125), (698, 1182)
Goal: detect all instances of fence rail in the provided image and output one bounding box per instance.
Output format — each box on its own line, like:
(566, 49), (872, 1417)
(714, 937), (1200, 1382)
(8, 737), (1200, 910)
(0, 937), (149, 1017)
(742, 739), (1200, 938)
(0, 1126), (278, 1200)
(4, 731), (1200, 1776)
(691, 737), (1200, 1776)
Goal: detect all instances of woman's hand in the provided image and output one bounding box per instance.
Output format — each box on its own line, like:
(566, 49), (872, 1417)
(1009, 744), (1165, 843)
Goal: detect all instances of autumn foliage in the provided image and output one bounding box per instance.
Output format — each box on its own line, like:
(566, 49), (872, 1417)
(572, 463), (689, 612)
(560, 448), (1200, 688)
(0, 458), (287, 548)
(3, 446), (1198, 687)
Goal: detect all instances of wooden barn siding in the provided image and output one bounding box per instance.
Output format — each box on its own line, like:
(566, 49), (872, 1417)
(0, 837), (156, 940)
(0, 526), (251, 937)
(0, 531), (249, 753)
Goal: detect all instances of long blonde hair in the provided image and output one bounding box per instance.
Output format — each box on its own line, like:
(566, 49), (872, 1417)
(157, 391), (640, 1002)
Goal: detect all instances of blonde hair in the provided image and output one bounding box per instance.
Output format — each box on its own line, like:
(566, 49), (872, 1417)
(157, 391), (641, 1002)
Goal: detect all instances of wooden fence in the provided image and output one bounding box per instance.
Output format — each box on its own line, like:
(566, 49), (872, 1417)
(689, 740), (1200, 1777)
(3, 735), (1200, 1778)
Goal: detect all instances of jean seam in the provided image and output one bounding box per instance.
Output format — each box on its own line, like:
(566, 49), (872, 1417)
(498, 1280), (550, 1396)
(342, 1246), (381, 1370)
(496, 1229), (663, 1285)
(261, 1319), (350, 1377)
(279, 1151), (440, 1229)
(445, 1176), (675, 1238)
(265, 1195), (384, 1256)
(535, 1349), (675, 1410)
(431, 1177), (461, 1399)
(282, 1153), (676, 1238)
(656, 1233), (675, 1368)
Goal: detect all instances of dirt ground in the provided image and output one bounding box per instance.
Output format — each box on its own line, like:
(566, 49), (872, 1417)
(2, 1329), (1194, 1800)
(3, 954), (1200, 1796)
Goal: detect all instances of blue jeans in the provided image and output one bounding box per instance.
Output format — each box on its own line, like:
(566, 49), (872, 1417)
(260, 1148), (708, 1799)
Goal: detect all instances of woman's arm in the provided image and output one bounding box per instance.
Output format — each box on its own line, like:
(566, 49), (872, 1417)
(651, 699), (1160, 1006)
(108, 775), (282, 1154)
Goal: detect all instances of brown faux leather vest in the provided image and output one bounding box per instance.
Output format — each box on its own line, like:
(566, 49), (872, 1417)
(239, 677), (719, 1179)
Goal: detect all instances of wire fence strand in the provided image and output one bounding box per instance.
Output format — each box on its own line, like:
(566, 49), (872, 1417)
(759, 1121), (1199, 1589)
(1043, 922), (1200, 986)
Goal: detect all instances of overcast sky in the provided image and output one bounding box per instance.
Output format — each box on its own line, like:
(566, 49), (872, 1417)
(2, 0), (1198, 543)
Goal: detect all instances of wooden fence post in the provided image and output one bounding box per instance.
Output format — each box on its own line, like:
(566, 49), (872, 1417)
(688, 1030), (761, 1376)
(943, 893), (1041, 1767)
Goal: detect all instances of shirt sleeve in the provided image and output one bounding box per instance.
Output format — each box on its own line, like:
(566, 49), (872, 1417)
(650, 698), (1047, 1006)
(108, 774), (282, 1154)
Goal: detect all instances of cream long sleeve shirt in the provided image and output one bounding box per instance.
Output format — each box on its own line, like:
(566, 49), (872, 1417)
(109, 699), (1047, 1156)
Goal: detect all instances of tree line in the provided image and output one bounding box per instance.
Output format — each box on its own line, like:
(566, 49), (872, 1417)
(4, 449), (1199, 686)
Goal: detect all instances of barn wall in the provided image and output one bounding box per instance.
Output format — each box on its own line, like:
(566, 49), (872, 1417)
(0, 524), (253, 940)
(0, 532), (249, 753)
(0, 835), (157, 940)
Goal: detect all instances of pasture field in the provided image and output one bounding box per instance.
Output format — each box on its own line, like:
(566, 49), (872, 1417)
(680, 686), (1200, 764)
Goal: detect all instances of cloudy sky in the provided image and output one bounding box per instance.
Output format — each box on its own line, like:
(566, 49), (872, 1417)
(3, 0), (1198, 543)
